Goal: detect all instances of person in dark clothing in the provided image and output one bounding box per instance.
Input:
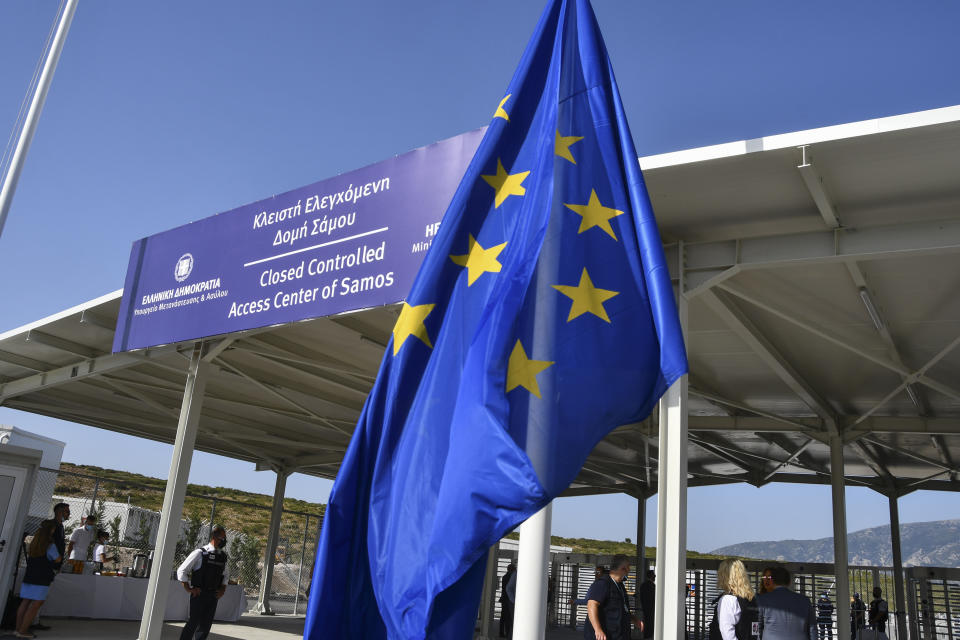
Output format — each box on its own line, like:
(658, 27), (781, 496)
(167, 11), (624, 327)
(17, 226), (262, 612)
(176, 526), (229, 640)
(499, 563), (516, 638)
(638, 570), (656, 639)
(868, 587), (888, 634)
(51, 502), (69, 570)
(584, 554), (642, 640)
(851, 593), (866, 638)
(816, 593), (835, 640)
(18, 520), (62, 638)
(756, 566), (816, 640)
(29, 503), (71, 634)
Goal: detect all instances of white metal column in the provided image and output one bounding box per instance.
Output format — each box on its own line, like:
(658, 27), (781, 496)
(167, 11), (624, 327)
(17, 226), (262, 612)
(889, 494), (908, 640)
(655, 283), (689, 640)
(0, 0), (77, 238)
(256, 467), (289, 614)
(636, 492), (647, 579)
(513, 502), (552, 639)
(831, 436), (851, 640)
(654, 375), (689, 640)
(139, 344), (210, 640)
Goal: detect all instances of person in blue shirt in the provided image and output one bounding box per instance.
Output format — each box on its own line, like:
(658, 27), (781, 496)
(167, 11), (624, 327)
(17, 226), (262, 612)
(584, 555), (643, 640)
(17, 519), (62, 638)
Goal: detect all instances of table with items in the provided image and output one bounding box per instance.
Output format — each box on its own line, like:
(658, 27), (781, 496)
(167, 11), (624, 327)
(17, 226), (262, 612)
(21, 571), (248, 621)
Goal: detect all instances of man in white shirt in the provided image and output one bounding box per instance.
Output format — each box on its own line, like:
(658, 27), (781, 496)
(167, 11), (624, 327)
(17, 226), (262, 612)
(176, 525), (229, 640)
(66, 515), (97, 561)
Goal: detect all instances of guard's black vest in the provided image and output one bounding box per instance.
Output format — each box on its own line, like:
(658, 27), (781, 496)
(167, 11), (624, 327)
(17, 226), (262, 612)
(709, 595), (760, 640)
(189, 548), (227, 592)
(585, 577), (631, 640)
(24, 554), (56, 587)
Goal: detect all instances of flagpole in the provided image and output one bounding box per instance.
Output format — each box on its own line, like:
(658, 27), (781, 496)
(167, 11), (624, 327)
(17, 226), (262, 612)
(0, 0), (78, 239)
(513, 502), (553, 638)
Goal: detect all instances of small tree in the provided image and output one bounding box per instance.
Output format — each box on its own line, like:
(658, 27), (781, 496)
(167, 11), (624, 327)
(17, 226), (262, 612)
(229, 531), (263, 590)
(130, 513), (154, 553)
(108, 515), (122, 568)
(174, 512), (205, 567)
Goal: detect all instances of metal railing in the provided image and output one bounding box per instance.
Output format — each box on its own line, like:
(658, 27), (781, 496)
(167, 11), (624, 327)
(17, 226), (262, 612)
(29, 467), (323, 615)
(485, 551), (957, 640)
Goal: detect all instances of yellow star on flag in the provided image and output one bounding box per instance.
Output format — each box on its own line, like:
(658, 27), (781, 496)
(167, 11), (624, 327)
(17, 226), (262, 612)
(552, 268), (620, 323)
(494, 94), (511, 121)
(481, 159), (530, 208)
(449, 235), (507, 286)
(555, 130), (583, 164)
(564, 190), (625, 240)
(392, 302), (435, 356)
(506, 340), (554, 398)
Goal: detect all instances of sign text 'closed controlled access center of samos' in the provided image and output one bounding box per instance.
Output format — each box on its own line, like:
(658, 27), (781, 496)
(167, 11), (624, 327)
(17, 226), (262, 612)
(113, 130), (484, 352)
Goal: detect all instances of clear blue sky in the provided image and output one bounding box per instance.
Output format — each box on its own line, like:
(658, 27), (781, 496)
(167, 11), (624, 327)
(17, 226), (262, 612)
(1, 1), (959, 552)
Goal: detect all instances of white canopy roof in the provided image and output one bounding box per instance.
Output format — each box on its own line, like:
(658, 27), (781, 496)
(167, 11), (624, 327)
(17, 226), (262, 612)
(3, 105), (960, 498)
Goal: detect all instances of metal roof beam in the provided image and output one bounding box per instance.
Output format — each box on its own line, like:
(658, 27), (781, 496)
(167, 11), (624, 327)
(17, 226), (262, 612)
(683, 217), (960, 296)
(235, 349), (370, 398)
(861, 435), (960, 475)
(853, 334), (960, 426)
(755, 432), (831, 476)
(0, 348), (54, 373)
(760, 437), (815, 483)
(212, 356), (351, 434)
(688, 387), (822, 432)
(688, 434), (764, 481)
(930, 435), (958, 481)
(687, 415), (822, 432)
(78, 310), (115, 333)
(717, 282), (960, 403)
(0, 349), (174, 404)
(701, 289), (838, 427)
(849, 439), (896, 490)
(796, 146), (841, 229)
(25, 329), (99, 359)
(844, 261), (931, 415)
(98, 376), (180, 418)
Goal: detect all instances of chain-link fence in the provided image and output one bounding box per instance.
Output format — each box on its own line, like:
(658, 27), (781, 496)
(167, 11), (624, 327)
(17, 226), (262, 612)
(29, 466), (323, 615)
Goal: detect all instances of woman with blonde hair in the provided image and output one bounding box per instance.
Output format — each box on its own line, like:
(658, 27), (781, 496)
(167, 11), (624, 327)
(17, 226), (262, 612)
(709, 559), (760, 640)
(16, 519), (61, 639)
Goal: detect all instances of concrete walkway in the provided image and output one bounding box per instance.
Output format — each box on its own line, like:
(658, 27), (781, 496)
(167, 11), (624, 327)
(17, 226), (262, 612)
(5, 616), (586, 639)
(3, 614), (305, 639)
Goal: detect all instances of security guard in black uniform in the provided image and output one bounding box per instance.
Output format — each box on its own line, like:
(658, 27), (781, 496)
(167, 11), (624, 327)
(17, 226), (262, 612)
(176, 525), (229, 640)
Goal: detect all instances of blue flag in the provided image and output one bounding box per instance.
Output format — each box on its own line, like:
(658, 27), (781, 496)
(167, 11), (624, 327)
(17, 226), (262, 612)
(304, 0), (687, 637)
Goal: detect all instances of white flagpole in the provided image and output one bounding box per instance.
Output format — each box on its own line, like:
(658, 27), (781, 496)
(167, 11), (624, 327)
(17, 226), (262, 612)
(512, 502), (552, 639)
(0, 0), (78, 239)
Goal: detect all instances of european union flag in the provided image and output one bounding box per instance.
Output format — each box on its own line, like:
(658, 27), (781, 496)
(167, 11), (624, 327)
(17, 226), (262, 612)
(304, 0), (687, 637)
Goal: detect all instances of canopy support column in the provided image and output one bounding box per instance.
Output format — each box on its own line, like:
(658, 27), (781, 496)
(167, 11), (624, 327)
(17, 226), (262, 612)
(655, 286), (688, 640)
(256, 467), (289, 614)
(831, 435), (851, 640)
(636, 491), (647, 579)
(138, 343), (210, 640)
(889, 494), (908, 640)
(654, 375), (689, 640)
(513, 502), (552, 639)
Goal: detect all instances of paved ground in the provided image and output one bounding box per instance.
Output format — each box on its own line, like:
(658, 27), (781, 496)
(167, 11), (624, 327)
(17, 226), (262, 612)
(1, 613), (305, 639)
(1, 616), (585, 639)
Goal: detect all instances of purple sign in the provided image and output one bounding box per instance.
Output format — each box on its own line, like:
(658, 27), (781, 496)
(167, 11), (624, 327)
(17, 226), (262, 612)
(113, 129), (484, 352)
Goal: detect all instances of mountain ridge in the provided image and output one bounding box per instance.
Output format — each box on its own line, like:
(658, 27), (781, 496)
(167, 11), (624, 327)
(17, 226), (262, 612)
(711, 519), (960, 567)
